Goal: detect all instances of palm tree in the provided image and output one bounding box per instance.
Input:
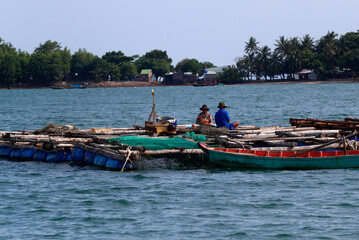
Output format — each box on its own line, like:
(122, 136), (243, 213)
(274, 36), (289, 57)
(316, 31), (339, 75)
(244, 37), (259, 80)
(300, 34), (314, 51)
(256, 46), (272, 80)
(245, 37), (259, 55)
(287, 37), (301, 75)
(270, 51), (284, 80)
(236, 57), (250, 80)
(274, 36), (302, 78)
(274, 36), (289, 77)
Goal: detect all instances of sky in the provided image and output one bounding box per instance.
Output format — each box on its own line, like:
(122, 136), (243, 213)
(1, 0), (358, 66)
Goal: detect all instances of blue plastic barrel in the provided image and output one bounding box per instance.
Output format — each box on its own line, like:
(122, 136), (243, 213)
(65, 150), (72, 161)
(116, 160), (137, 170)
(84, 151), (96, 165)
(21, 148), (36, 161)
(33, 150), (48, 162)
(94, 154), (108, 167)
(54, 150), (72, 163)
(46, 152), (57, 163)
(105, 158), (120, 169)
(9, 148), (15, 158)
(12, 148), (22, 159)
(0, 146), (12, 158)
(71, 148), (85, 162)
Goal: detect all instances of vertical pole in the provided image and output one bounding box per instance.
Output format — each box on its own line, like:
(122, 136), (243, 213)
(152, 89), (155, 122)
(343, 138), (347, 155)
(355, 135), (358, 150)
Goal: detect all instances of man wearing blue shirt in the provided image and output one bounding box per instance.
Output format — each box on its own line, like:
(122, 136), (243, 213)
(215, 102), (239, 130)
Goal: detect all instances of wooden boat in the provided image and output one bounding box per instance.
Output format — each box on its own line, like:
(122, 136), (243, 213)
(198, 142), (359, 169)
(72, 84), (87, 89)
(192, 80), (217, 87)
(51, 87), (67, 89)
(193, 83), (217, 87)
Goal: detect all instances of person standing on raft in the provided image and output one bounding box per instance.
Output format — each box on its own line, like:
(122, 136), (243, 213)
(195, 105), (213, 126)
(215, 102), (239, 130)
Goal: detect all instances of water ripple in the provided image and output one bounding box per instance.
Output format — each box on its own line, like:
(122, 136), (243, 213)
(1, 85), (359, 239)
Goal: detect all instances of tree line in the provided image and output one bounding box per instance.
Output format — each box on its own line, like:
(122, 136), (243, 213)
(0, 38), (216, 87)
(218, 30), (359, 83)
(1, 30), (358, 86)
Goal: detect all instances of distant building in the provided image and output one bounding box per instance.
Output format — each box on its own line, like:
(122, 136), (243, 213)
(294, 69), (318, 80)
(135, 69), (153, 82)
(203, 66), (227, 82)
(164, 71), (198, 85)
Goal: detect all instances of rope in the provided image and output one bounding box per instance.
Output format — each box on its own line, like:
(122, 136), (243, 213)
(121, 146), (132, 172)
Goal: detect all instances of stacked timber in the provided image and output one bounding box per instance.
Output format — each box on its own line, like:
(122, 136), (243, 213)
(210, 125), (358, 152)
(0, 123), (208, 171)
(290, 118), (359, 131)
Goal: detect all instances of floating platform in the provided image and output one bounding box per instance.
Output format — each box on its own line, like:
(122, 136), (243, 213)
(1, 119), (358, 171)
(0, 124), (210, 171)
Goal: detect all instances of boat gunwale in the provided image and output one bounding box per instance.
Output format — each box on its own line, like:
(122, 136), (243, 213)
(199, 143), (359, 159)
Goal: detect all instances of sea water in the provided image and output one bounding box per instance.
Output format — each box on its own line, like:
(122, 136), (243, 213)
(1, 83), (359, 239)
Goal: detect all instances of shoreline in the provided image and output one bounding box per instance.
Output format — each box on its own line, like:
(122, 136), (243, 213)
(1, 78), (358, 90)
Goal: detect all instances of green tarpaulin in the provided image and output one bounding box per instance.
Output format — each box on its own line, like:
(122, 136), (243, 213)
(108, 136), (200, 150)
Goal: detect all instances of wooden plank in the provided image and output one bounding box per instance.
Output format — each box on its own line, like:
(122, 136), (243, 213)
(226, 136), (317, 142)
(251, 142), (344, 151)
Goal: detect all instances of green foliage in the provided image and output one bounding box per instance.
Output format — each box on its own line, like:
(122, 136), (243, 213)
(2, 29), (359, 87)
(89, 56), (121, 82)
(102, 51), (138, 66)
(120, 61), (137, 80)
(102, 51), (138, 80)
(175, 59), (216, 75)
(71, 48), (96, 81)
(16, 50), (30, 82)
(339, 31), (359, 75)
(0, 39), (31, 85)
(34, 40), (62, 54)
(316, 31), (340, 75)
(28, 41), (71, 85)
(256, 46), (272, 80)
(236, 31), (359, 80)
(175, 58), (202, 74)
(135, 49), (172, 78)
(217, 66), (244, 83)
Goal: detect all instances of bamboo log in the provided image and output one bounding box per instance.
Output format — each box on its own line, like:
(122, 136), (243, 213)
(50, 137), (93, 143)
(289, 131), (359, 157)
(227, 127), (317, 136)
(80, 143), (127, 161)
(135, 149), (203, 155)
(57, 143), (74, 148)
(345, 117), (359, 122)
(251, 142), (344, 151)
(226, 136), (317, 142)
(9, 134), (50, 139)
(111, 130), (147, 135)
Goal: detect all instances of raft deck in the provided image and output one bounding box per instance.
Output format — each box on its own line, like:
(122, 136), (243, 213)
(0, 119), (358, 171)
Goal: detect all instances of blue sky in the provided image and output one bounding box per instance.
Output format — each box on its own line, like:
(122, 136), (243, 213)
(1, 0), (358, 66)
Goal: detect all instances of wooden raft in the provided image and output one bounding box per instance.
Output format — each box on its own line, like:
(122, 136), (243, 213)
(0, 124), (208, 171)
(1, 119), (358, 171)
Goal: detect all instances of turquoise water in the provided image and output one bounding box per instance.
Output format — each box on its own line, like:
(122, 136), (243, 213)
(1, 83), (359, 239)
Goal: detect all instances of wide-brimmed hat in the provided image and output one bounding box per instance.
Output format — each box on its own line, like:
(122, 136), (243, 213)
(200, 105), (209, 110)
(217, 102), (227, 108)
